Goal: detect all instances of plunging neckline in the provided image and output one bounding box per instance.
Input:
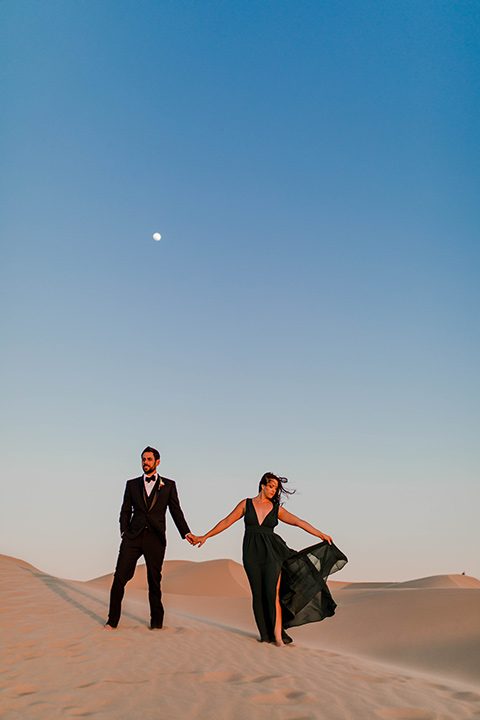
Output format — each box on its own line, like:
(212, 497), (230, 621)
(250, 498), (275, 526)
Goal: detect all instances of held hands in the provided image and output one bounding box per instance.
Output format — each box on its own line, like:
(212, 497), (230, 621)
(186, 534), (207, 547)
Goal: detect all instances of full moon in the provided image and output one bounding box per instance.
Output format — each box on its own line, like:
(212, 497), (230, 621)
(153, 233), (161, 241)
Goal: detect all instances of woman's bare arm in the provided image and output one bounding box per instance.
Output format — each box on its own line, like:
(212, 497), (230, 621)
(192, 499), (247, 547)
(278, 506), (332, 544)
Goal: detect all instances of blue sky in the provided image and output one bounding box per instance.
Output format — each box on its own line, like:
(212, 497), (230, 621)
(1, 0), (479, 582)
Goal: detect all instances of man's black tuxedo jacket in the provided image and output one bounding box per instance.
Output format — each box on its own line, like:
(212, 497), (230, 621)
(119, 476), (190, 543)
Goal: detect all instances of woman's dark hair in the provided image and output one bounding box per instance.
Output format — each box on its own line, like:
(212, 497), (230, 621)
(258, 472), (295, 505)
(142, 446), (160, 462)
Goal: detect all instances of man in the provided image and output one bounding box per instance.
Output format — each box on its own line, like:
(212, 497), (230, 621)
(106, 446), (195, 629)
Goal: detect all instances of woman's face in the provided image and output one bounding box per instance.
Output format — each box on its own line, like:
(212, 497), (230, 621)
(262, 478), (278, 499)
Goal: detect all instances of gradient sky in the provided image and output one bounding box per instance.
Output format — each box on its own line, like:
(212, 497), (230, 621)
(2, 0), (479, 582)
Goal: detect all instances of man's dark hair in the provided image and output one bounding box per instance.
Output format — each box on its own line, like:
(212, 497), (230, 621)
(142, 446), (160, 462)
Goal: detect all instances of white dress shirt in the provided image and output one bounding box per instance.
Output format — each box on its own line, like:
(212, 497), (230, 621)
(144, 474), (157, 497)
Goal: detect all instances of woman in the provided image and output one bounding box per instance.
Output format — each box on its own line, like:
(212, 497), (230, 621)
(191, 472), (347, 646)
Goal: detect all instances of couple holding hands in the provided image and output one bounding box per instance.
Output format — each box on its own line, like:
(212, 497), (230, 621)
(106, 447), (347, 646)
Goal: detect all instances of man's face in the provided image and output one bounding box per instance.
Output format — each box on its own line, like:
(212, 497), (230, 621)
(142, 452), (160, 476)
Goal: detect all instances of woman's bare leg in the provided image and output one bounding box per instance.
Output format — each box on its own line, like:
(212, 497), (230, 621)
(274, 573), (284, 646)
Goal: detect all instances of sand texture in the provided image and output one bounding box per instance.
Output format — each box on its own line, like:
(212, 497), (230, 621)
(1, 554), (480, 720)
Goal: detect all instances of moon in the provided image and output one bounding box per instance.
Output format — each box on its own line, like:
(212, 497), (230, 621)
(153, 233), (161, 241)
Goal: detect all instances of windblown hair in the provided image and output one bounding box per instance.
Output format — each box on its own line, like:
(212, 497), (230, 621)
(142, 446), (160, 462)
(258, 472), (295, 505)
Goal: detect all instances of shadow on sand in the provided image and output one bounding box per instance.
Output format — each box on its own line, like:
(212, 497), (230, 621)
(21, 566), (145, 626)
(21, 566), (257, 639)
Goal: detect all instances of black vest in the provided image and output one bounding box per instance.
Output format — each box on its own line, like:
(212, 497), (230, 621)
(144, 480), (159, 530)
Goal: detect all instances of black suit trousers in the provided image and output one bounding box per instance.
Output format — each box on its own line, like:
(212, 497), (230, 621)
(107, 530), (166, 628)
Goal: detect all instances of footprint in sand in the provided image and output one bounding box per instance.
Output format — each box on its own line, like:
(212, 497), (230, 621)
(251, 689), (314, 705)
(63, 707), (95, 716)
(200, 671), (245, 683)
(166, 626), (195, 635)
(22, 653), (43, 661)
(249, 675), (284, 683)
(104, 678), (150, 686)
(376, 709), (436, 720)
(6, 641), (37, 650)
(199, 672), (285, 685)
(148, 626), (197, 637)
(440, 691), (480, 702)
(8, 682), (39, 696)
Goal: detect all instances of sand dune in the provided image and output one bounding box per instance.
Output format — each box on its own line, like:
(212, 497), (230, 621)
(385, 575), (480, 590)
(332, 575), (480, 592)
(1, 553), (480, 720)
(88, 558), (251, 597)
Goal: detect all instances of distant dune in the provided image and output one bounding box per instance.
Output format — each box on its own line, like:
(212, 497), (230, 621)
(89, 558), (251, 596)
(2, 553), (479, 720)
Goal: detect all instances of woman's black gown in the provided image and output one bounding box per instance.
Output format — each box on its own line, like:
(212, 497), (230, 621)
(242, 498), (348, 643)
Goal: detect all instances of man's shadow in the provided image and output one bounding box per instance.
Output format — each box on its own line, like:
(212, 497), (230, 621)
(21, 567), (145, 626)
(21, 567), (257, 640)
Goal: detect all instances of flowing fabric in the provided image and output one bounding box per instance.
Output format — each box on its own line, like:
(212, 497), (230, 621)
(280, 541), (347, 628)
(242, 498), (347, 642)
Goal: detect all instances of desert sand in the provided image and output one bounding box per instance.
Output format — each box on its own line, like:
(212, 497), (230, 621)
(1, 553), (480, 719)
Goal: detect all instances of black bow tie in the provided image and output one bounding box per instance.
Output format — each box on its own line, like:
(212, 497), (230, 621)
(145, 475), (156, 483)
